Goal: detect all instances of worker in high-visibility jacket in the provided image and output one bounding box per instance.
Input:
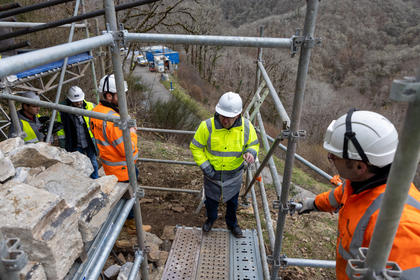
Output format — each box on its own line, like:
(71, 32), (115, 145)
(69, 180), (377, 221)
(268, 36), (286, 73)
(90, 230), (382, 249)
(299, 109), (420, 280)
(8, 91), (44, 143)
(90, 74), (138, 182)
(190, 92), (259, 238)
(58, 86), (99, 179)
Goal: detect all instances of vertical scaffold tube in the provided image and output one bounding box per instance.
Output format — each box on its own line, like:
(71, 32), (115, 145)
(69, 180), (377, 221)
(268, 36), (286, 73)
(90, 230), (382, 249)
(45, 0), (81, 143)
(364, 73), (420, 278)
(270, 1), (320, 279)
(103, 1), (149, 279)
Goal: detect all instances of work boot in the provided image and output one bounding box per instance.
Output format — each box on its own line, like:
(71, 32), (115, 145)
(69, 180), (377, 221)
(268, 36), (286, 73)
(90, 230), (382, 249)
(202, 220), (213, 232)
(228, 225), (243, 238)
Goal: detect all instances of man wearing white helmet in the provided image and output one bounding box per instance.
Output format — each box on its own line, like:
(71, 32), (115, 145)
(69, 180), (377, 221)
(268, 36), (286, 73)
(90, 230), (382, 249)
(190, 92), (259, 238)
(58, 86), (98, 179)
(298, 109), (420, 280)
(90, 74), (138, 182)
(9, 91), (45, 143)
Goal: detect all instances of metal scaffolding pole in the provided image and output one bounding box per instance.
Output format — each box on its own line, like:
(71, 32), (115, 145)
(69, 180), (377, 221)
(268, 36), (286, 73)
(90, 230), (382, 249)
(126, 33), (292, 49)
(81, 0), (99, 103)
(137, 126), (195, 135)
(0, 33), (113, 77)
(0, 93), (119, 122)
(140, 185), (200, 194)
(138, 157), (196, 166)
(0, 21), (86, 28)
(271, 1), (320, 279)
(363, 72), (420, 279)
(258, 61), (290, 128)
(45, 0), (81, 143)
(103, 0), (149, 279)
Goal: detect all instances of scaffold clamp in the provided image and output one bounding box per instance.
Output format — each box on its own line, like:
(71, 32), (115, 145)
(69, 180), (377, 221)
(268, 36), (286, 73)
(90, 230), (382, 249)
(136, 187), (145, 199)
(0, 237), (28, 273)
(115, 118), (136, 130)
(390, 76), (420, 102)
(346, 247), (402, 280)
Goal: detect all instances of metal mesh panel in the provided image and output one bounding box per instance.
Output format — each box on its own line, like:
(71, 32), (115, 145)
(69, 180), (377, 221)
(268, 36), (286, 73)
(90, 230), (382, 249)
(196, 230), (230, 280)
(161, 227), (202, 280)
(230, 229), (263, 280)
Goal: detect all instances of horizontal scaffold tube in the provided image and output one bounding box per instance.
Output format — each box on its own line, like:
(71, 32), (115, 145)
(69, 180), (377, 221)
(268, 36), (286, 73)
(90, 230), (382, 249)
(258, 61), (291, 127)
(137, 127), (195, 135)
(138, 157), (197, 166)
(0, 93), (119, 123)
(0, 33), (113, 77)
(139, 185), (201, 194)
(0, 0), (73, 19)
(126, 33), (293, 49)
(0, 21), (86, 28)
(282, 258), (336, 268)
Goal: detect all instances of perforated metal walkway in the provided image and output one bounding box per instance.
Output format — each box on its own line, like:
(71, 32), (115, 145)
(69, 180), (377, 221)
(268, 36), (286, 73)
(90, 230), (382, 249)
(162, 226), (263, 280)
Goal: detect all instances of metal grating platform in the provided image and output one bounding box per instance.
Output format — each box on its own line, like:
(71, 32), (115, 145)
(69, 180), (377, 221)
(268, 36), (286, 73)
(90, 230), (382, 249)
(162, 227), (263, 280)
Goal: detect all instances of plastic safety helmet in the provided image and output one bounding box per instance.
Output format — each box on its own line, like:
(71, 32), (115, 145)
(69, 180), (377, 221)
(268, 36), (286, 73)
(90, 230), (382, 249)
(67, 86), (85, 102)
(99, 74), (128, 94)
(17, 91), (40, 101)
(215, 92), (242, 118)
(323, 109), (398, 167)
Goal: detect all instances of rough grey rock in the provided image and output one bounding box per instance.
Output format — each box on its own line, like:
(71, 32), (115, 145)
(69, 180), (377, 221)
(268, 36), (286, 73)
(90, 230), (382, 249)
(0, 183), (83, 279)
(0, 137), (24, 156)
(117, 262), (140, 280)
(0, 157), (15, 182)
(104, 264), (121, 278)
(9, 142), (93, 177)
(20, 262), (47, 280)
(31, 162), (100, 208)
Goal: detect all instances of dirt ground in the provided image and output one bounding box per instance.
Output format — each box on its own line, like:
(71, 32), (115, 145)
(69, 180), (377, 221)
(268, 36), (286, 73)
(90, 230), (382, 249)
(105, 133), (337, 280)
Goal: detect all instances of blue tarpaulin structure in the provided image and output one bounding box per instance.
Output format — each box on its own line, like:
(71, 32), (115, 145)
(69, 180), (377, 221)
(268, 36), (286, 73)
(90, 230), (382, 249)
(143, 46), (179, 64)
(15, 52), (93, 79)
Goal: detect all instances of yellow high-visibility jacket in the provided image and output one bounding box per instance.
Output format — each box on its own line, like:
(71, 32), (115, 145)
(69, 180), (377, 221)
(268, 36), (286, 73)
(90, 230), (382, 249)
(190, 115), (259, 202)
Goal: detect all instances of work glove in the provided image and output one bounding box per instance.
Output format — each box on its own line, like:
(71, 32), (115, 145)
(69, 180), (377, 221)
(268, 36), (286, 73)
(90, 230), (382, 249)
(330, 174), (343, 186)
(298, 198), (317, 215)
(202, 165), (216, 179)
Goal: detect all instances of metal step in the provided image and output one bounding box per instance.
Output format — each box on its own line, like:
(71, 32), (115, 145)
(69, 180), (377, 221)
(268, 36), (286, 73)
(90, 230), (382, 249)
(162, 226), (263, 280)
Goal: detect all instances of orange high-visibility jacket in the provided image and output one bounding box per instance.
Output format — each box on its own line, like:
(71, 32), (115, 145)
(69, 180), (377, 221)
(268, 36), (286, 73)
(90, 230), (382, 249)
(315, 180), (420, 280)
(90, 102), (138, 182)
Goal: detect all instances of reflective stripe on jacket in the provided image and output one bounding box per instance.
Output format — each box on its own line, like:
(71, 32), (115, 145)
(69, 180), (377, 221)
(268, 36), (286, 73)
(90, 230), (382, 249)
(190, 116), (259, 202)
(57, 100), (95, 140)
(90, 102), (138, 181)
(21, 119), (39, 143)
(315, 180), (420, 280)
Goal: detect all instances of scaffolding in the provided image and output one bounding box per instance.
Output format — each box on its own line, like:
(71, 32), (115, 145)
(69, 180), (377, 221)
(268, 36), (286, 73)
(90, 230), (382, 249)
(0, 0), (419, 279)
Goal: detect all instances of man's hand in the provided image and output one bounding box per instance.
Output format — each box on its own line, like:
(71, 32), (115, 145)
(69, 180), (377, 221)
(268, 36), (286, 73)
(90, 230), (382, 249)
(202, 165), (216, 179)
(298, 198), (317, 215)
(243, 152), (255, 164)
(330, 174), (342, 186)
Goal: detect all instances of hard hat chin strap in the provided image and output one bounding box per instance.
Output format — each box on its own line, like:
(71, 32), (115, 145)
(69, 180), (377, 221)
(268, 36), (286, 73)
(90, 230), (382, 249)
(343, 108), (370, 163)
(102, 74), (110, 94)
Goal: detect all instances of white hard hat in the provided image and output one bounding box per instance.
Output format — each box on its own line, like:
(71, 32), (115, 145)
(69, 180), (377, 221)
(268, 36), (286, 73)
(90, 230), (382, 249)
(67, 86), (85, 102)
(323, 109), (398, 167)
(215, 92), (242, 117)
(99, 74), (128, 94)
(17, 91), (40, 101)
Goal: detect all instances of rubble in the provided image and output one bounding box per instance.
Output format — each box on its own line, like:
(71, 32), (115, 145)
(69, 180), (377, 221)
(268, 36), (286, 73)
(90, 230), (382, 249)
(0, 139), (123, 279)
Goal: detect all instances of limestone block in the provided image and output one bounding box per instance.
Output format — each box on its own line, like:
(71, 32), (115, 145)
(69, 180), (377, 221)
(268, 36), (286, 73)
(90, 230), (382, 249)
(0, 137), (24, 156)
(161, 226), (176, 241)
(0, 183), (83, 279)
(31, 162), (100, 209)
(20, 262), (47, 280)
(9, 142), (93, 177)
(0, 157), (15, 183)
(145, 232), (163, 248)
(96, 175), (118, 195)
(108, 182), (130, 209)
(104, 264), (121, 278)
(78, 192), (111, 243)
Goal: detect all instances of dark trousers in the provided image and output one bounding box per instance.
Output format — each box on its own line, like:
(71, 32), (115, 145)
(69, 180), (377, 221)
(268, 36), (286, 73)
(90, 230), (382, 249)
(205, 192), (239, 228)
(76, 146), (99, 179)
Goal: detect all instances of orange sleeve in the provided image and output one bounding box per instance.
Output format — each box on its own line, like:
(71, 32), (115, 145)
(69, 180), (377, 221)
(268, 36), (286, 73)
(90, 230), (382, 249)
(315, 183), (345, 212)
